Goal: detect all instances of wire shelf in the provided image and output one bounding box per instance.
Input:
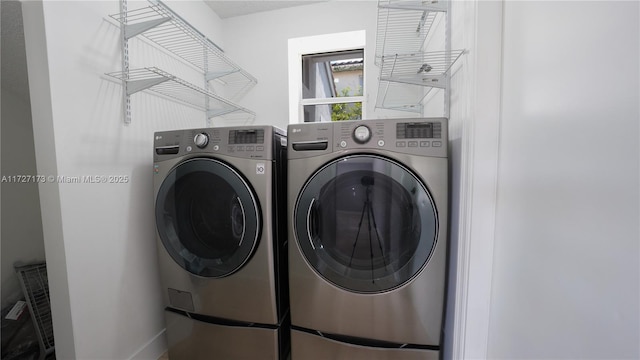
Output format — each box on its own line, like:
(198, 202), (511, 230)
(375, 0), (447, 62)
(15, 263), (54, 360)
(109, 0), (257, 100)
(378, 50), (464, 87)
(107, 67), (256, 121)
(376, 80), (428, 113)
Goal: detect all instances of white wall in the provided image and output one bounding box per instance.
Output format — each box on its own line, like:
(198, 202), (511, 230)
(21, 1), (226, 358)
(221, 0), (408, 128)
(487, 1), (639, 358)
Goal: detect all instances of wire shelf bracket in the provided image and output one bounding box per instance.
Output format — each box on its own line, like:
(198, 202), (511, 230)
(126, 75), (171, 95)
(123, 17), (171, 39)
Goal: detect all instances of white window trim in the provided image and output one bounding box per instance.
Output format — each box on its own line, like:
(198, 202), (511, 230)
(288, 30), (366, 124)
(300, 96), (363, 106)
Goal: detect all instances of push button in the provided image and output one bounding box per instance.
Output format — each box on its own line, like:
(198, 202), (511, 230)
(408, 141), (418, 147)
(396, 141), (406, 147)
(433, 141), (442, 147)
(420, 141), (430, 147)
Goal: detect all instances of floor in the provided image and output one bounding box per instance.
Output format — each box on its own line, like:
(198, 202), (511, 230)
(157, 350), (290, 359)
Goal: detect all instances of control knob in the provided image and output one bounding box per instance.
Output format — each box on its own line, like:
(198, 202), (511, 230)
(353, 125), (371, 144)
(194, 133), (209, 148)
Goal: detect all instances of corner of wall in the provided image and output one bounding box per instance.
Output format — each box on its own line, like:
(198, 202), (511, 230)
(127, 329), (167, 360)
(447, 0), (503, 359)
(20, 1), (77, 358)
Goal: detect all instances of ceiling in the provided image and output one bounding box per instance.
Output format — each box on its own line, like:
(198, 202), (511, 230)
(204, 1), (326, 19)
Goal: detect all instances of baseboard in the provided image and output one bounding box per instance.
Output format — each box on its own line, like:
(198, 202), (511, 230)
(128, 329), (167, 360)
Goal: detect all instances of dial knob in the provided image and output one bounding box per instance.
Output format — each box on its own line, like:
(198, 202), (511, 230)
(353, 125), (371, 144)
(194, 133), (209, 148)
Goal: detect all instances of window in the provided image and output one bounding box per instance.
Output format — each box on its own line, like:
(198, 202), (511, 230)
(288, 31), (367, 124)
(302, 50), (364, 122)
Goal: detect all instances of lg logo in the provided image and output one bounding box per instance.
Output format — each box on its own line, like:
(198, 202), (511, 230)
(292, 128), (301, 133)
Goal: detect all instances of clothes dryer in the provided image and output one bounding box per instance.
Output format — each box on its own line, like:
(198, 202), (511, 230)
(287, 118), (448, 359)
(153, 126), (289, 359)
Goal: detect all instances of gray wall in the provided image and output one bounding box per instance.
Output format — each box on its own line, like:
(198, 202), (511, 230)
(1, 0), (46, 310)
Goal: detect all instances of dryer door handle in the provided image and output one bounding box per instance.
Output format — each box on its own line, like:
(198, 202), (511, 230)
(306, 198), (320, 250)
(233, 196), (246, 246)
(292, 140), (328, 151)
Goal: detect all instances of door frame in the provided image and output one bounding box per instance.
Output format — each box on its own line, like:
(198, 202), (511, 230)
(450, 0), (503, 358)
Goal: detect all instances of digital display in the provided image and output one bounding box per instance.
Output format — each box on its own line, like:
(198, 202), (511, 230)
(396, 122), (441, 139)
(229, 129), (264, 144)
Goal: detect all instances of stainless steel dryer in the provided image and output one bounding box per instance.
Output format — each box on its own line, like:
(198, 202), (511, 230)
(287, 118), (448, 359)
(153, 126), (289, 359)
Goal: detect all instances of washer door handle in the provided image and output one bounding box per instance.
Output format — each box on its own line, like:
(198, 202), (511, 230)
(232, 196), (246, 246)
(306, 198), (319, 250)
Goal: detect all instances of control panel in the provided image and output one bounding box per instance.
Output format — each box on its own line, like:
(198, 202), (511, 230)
(288, 118), (447, 159)
(154, 126), (279, 161)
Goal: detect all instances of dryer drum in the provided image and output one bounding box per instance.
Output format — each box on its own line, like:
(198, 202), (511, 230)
(319, 170), (418, 272)
(294, 154), (438, 293)
(156, 158), (260, 278)
(181, 177), (242, 258)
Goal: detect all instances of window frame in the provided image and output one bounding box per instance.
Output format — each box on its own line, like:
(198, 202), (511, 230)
(288, 30), (367, 124)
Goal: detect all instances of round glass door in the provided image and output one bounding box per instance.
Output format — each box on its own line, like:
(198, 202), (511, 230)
(294, 155), (438, 293)
(156, 158), (260, 278)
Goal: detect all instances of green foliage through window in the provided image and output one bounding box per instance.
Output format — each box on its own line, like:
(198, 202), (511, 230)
(332, 87), (362, 121)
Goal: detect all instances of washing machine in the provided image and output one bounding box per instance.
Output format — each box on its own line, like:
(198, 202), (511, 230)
(287, 118), (448, 359)
(153, 126), (289, 359)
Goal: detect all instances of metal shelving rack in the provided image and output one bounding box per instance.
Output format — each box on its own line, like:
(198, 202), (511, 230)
(109, 0), (257, 124)
(375, 0), (463, 115)
(15, 263), (54, 360)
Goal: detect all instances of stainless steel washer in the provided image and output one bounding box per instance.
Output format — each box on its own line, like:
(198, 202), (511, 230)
(287, 118), (448, 359)
(153, 126), (289, 359)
